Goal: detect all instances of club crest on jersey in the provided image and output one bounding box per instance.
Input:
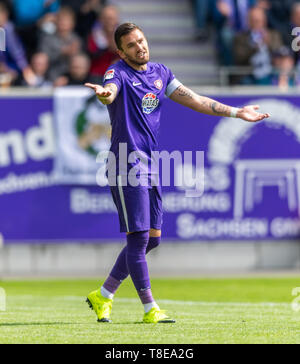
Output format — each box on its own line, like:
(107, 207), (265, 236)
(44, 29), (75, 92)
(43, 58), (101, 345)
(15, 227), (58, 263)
(154, 79), (163, 90)
(142, 93), (159, 114)
(104, 69), (115, 80)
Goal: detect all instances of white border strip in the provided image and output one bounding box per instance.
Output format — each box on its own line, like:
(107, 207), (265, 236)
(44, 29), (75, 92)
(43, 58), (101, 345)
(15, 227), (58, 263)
(117, 176), (129, 233)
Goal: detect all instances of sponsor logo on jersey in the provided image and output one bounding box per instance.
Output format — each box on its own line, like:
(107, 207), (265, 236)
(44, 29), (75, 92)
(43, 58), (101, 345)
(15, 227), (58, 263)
(142, 93), (159, 114)
(154, 79), (163, 90)
(104, 69), (115, 80)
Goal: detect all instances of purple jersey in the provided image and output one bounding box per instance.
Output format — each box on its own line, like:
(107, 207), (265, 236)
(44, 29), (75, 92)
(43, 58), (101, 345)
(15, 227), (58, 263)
(103, 59), (181, 180)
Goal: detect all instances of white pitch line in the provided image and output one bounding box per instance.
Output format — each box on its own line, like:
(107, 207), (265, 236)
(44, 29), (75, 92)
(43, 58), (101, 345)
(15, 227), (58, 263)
(8, 295), (291, 308)
(118, 298), (290, 308)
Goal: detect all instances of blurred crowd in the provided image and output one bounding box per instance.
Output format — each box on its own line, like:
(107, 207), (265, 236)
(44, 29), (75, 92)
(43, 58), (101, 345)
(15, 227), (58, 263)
(0, 0), (120, 87)
(1, 0), (300, 88)
(193, 0), (300, 87)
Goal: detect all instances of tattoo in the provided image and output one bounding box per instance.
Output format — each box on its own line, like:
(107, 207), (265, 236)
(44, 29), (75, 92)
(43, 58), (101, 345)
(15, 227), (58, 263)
(211, 102), (229, 115)
(177, 85), (194, 99)
(200, 98), (210, 108)
(105, 84), (116, 95)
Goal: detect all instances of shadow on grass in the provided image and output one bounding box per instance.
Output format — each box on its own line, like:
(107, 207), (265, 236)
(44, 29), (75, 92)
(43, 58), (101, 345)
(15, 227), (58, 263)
(111, 321), (177, 325)
(107, 322), (144, 325)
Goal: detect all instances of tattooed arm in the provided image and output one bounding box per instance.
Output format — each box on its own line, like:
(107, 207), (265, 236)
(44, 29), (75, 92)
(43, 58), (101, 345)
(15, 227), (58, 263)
(84, 82), (118, 105)
(169, 84), (270, 122)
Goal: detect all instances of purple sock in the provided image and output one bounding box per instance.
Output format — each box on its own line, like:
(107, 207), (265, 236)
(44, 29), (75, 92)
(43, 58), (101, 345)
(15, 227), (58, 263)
(109, 246), (130, 282)
(147, 236), (161, 253)
(138, 288), (154, 304)
(126, 231), (150, 291)
(110, 235), (161, 282)
(103, 275), (121, 294)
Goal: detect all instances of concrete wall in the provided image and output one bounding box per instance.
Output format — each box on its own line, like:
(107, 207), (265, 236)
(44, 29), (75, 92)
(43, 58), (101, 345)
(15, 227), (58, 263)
(0, 240), (300, 277)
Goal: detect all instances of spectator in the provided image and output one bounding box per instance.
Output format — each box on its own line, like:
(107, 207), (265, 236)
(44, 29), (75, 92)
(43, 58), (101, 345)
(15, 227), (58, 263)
(216, 0), (257, 65)
(12, 0), (60, 57)
(192, 0), (217, 41)
(0, 2), (37, 86)
(87, 4), (119, 83)
(257, 0), (298, 45)
(54, 53), (92, 86)
(218, 0), (257, 31)
(30, 52), (52, 87)
(38, 6), (82, 81)
(271, 46), (295, 90)
(233, 7), (283, 84)
(61, 0), (107, 41)
(13, 0), (60, 26)
(0, 0), (13, 15)
(15, 52), (52, 87)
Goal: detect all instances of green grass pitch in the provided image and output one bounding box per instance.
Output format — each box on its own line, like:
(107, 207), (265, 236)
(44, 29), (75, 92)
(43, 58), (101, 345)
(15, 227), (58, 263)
(0, 277), (300, 344)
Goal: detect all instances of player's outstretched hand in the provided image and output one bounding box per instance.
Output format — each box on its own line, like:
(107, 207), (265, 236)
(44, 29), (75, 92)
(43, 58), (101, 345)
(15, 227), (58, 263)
(238, 105), (270, 122)
(84, 83), (112, 98)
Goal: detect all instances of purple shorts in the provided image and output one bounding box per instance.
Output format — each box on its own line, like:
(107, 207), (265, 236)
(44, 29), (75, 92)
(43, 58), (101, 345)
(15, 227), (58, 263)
(110, 183), (163, 233)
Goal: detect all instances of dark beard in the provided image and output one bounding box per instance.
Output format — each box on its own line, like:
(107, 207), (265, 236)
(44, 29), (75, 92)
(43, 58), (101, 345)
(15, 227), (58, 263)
(125, 54), (149, 66)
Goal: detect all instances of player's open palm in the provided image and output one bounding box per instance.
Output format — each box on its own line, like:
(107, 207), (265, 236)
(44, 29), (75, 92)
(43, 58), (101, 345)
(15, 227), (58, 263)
(239, 105), (270, 122)
(84, 83), (112, 98)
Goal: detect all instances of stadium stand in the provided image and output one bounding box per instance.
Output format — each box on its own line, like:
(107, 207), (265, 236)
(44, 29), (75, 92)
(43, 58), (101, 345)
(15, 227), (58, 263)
(112, 0), (220, 86)
(0, 0), (300, 87)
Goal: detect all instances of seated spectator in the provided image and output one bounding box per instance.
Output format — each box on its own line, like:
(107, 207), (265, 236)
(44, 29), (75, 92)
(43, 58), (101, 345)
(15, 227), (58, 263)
(0, 0), (13, 14)
(0, 2), (37, 86)
(12, 0), (60, 57)
(61, 0), (107, 41)
(257, 0), (297, 46)
(38, 6), (82, 81)
(14, 52), (53, 87)
(216, 0), (257, 65)
(218, 0), (257, 31)
(30, 52), (52, 87)
(271, 46), (296, 90)
(87, 4), (119, 83)
(54, 53), (93, 86)
(233, 7), (283, 84)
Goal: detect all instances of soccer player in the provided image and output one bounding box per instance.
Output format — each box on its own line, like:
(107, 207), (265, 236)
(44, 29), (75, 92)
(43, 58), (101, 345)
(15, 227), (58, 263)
(85, 23), (270, 324)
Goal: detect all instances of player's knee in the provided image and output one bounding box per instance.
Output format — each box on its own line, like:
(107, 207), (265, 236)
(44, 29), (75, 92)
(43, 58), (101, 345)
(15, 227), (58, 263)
(146, 231), (161, 253)
(126, 230), (150, 236)
(149, 229), (161, 238)
(147, 229), (161, 253)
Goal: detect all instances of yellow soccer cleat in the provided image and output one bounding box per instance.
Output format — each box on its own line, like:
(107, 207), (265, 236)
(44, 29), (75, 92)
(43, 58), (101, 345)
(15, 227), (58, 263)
(143, 307), (176, 324)
(86, 289), (113, 323)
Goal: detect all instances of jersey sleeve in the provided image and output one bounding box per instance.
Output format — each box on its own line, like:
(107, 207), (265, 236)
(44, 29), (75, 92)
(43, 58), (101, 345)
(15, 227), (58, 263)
(103, 66), (122, 91)
(161, 64), (182, 97)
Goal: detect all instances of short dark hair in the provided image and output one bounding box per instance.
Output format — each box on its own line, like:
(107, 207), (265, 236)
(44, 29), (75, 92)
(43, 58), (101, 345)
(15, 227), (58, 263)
(0, 2), (9, 14)
(114, 22), (143, 50)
